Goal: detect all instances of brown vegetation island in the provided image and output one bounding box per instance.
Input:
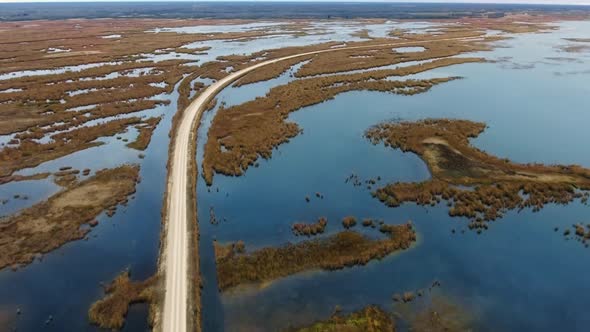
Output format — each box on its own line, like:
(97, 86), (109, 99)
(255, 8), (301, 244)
(292, 217), (328, 236)
(89, 271), (159, 330)
(290, 305), (395, 332)
(214, 222), (416, 291)
(342, 216), (358, 229)
(53, 168), (81, 187)
(562, 223), (590, 246)
(394, 291), (474, 332)
(365, 119), (590, 228)
(0, 164), (139, 270)
(291, 289), (471, 332)
(126, 116), (162, 151)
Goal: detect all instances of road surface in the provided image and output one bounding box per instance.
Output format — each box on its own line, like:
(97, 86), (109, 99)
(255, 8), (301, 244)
(161, 35), (476, 332)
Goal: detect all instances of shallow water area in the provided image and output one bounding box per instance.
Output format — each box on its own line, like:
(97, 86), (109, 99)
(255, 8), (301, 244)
(152, 22), (288, 34)
(0, 61), (124, 81)
(178, 20), (448, 64)
(394, 46), (427, 53)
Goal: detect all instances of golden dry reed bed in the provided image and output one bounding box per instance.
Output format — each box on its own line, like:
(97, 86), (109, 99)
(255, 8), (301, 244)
(126, 116), (162, 151)
(0, 116), (143, 177)
(292, 217), (328, 236)
(215, 222), (416, 291)
(290, 290), (472, 331)
(394, 292), (474, 331)
(0, 165), (140, 270)
(88, 271), (159, 330)
(291, 305), (395, 332)
(365, 119), (590, 229)
(0, 19), (331, 184)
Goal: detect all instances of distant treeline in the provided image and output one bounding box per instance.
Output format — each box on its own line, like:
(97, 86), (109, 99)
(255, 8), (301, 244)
(0, 1), (589, 22)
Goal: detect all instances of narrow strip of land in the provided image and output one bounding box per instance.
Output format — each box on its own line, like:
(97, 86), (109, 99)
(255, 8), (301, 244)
(160, 36), (477, 332)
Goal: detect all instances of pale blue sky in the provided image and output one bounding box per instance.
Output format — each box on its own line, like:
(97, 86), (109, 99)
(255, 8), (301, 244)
(0, 0), (590, 5)
(0, 0), (589, 4)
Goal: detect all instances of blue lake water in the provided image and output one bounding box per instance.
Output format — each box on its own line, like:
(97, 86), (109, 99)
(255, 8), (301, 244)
(196, 20), (590, 331)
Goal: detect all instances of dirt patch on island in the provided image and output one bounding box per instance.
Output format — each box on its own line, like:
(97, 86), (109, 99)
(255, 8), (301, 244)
(43, 50), (103, 58)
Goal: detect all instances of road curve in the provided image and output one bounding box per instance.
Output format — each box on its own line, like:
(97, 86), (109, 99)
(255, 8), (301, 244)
(161, 36), (475, 332)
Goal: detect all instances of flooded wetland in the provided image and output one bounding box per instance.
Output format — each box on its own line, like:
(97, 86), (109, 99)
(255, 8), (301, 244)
(0, 3), (590, 332)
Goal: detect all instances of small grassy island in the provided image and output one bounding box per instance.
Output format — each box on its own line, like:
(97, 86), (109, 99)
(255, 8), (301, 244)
(215, 222), (416, 291)
(0, 165), (140, 270)
(365, 119), (590, 227)
(292, 217), (328, 236)
(291, 289), (472, 332)
(88, 271), (158, 330)
(292, 305), (395, 332)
